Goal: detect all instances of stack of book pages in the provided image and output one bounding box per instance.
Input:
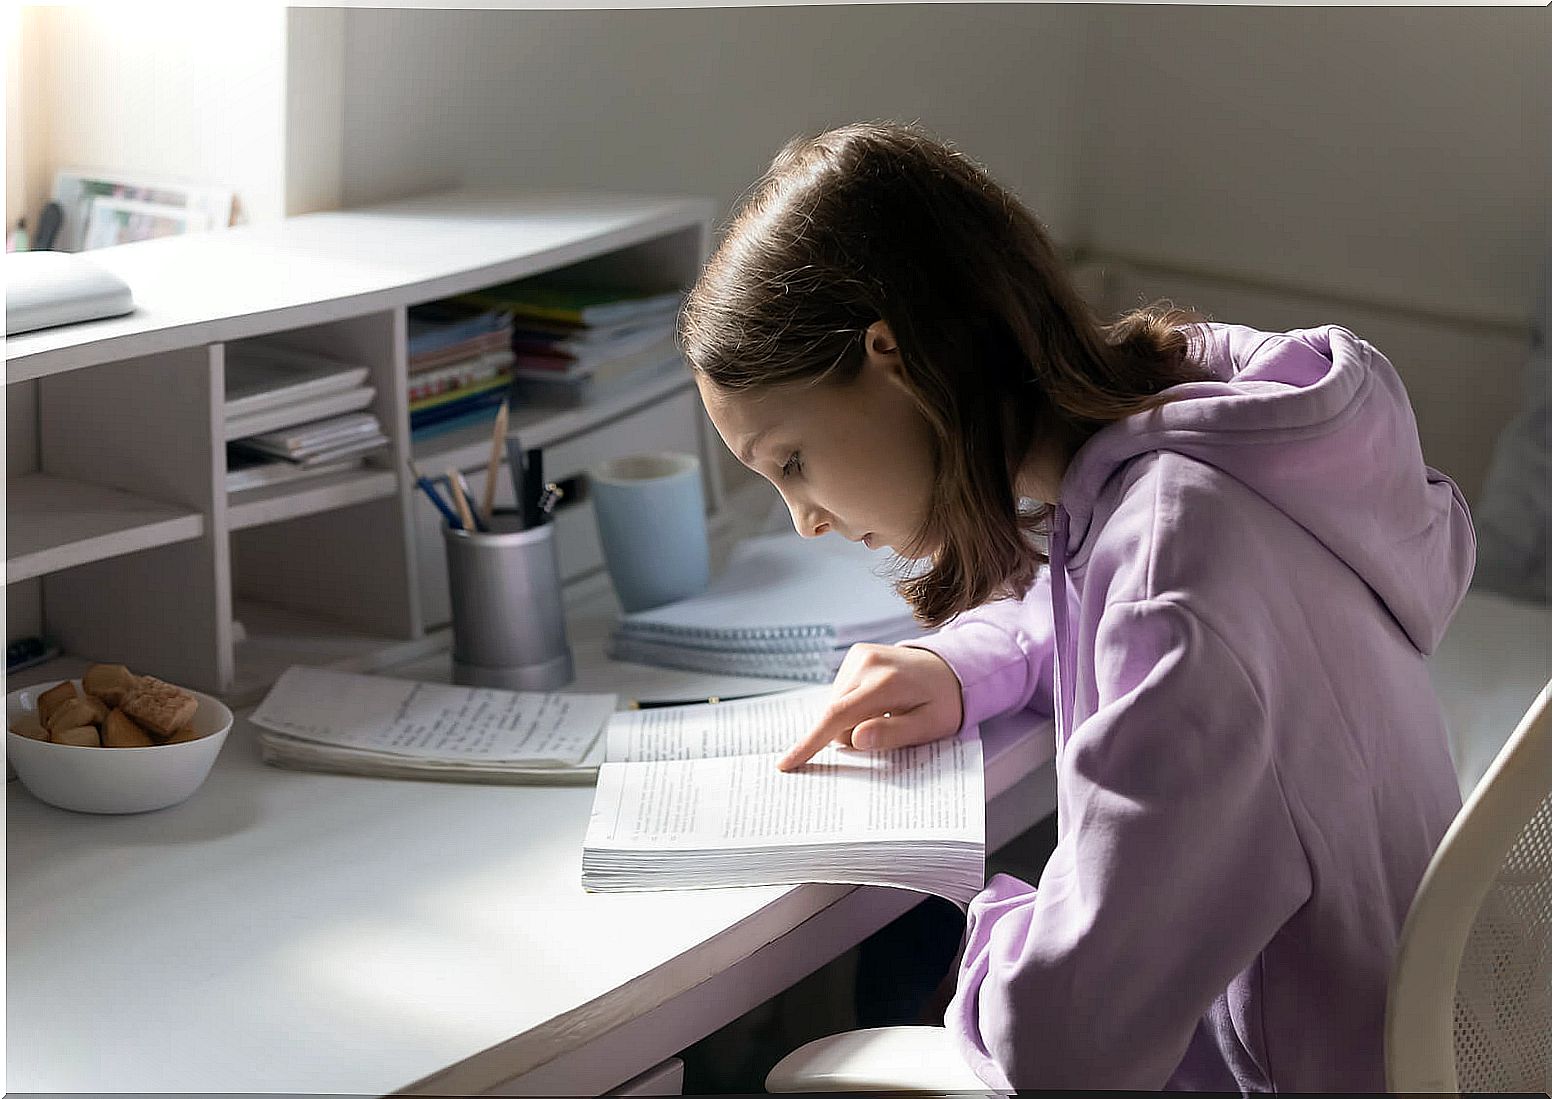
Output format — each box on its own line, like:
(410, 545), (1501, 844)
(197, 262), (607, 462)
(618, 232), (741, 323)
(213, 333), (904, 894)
(251, 666), (618, 785)
(449, 281), (685, 408)
(581, 687), (986, 904)
(223, 341), (388, 491)
(405, 304), (516, 439)
(608, 532), (925, 681)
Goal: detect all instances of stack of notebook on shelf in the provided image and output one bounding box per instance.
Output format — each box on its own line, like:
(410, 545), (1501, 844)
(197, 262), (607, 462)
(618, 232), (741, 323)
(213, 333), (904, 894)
(447, 280), (686, 409)
(405, 304), (516, 440)
(608, 532), (926, 682)
(223, 342), (389, 492)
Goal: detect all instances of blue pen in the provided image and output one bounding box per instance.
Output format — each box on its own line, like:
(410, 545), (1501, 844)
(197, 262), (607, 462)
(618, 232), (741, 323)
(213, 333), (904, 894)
(408, 459), (463, 529)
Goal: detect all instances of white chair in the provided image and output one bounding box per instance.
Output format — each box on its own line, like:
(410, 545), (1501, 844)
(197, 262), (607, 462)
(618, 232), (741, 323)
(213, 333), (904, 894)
(1387, 678), (1552, 1093)
(768, 680), (1552, 1094)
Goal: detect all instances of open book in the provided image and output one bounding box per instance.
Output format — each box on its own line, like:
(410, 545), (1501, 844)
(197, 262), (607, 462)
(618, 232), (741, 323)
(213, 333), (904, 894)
(582, 688), (986, 905)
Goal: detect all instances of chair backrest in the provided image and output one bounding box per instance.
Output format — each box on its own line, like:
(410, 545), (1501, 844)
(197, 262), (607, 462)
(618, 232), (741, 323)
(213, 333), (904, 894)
(1386, 679), (1552, 1092)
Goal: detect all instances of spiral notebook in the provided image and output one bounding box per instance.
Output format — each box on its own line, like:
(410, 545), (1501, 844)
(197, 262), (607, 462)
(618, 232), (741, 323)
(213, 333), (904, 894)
(609, 532), (923, 679)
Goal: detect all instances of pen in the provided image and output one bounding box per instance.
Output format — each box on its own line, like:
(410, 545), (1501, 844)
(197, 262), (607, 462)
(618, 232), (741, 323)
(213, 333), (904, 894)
(479, 398), (509, 527)
(408, 459), (462, 530)
(506, 436), (531, 528)
(523, 447), (544, 530)
(446, 466), (480, 532)
(627, 692), (780, 710)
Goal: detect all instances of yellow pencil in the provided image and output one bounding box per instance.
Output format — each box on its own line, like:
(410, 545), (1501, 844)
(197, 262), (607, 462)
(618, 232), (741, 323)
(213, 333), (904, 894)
(480, 398), (509, 526)
(446, 466), (476, 532)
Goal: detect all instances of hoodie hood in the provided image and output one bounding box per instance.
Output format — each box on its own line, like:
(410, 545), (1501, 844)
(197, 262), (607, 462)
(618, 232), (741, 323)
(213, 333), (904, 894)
(1058, 323), (1475, 655)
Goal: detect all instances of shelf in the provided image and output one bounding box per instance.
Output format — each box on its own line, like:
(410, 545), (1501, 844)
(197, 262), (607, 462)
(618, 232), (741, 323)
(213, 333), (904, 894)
(224, 599), (449, 708)
(226, 467), (400, 532)
(413, 369), (693, 471)
(6, 474), (206, 583)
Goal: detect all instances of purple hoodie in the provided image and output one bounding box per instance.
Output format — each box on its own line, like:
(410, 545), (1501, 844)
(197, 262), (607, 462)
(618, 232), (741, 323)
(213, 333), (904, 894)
(906, 323), (1473, 1091)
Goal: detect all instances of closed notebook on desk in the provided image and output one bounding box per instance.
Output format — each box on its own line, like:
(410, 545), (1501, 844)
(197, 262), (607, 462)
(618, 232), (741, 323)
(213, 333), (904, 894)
(613, 532), (922, 654)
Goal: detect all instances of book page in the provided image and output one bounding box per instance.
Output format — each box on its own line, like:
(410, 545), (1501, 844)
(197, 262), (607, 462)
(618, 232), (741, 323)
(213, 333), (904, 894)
(604, 687), (832, 762)
(586, 732), (983, 850)
(251, 666), (615, 766)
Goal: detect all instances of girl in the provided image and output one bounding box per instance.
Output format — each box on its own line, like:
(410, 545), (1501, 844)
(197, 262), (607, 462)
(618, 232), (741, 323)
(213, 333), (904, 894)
(678, 121), (1472, 1091)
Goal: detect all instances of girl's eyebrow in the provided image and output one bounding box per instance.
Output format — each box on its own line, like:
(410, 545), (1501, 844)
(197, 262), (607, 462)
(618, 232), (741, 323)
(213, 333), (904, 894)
(738, 428), (772, 466)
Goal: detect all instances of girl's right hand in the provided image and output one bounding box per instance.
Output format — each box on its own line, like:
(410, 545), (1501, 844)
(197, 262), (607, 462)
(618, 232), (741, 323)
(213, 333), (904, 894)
(776, 643), (965, 770)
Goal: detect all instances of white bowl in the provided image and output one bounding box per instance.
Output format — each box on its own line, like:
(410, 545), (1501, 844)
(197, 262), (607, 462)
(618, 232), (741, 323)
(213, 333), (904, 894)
(6, 679), (233, 814)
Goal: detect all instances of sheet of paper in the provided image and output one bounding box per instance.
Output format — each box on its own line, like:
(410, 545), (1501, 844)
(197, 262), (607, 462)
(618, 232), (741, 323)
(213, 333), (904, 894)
(586, 732), (983, 850)
(250, 666), (616, 765)
(604, 686), (832, 763)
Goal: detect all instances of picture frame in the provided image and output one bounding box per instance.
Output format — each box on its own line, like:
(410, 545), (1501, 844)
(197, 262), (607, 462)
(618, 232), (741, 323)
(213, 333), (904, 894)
(47, 168), (235, 252)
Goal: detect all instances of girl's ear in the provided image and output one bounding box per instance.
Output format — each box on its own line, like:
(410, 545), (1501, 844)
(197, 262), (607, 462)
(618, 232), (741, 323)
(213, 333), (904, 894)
(863, 320), (908, 385)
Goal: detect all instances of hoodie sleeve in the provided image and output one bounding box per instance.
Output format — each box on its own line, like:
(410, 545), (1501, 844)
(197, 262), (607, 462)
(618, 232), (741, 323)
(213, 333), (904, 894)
(944, 597), (1313, 1090)
(899, 567), (1073, 734)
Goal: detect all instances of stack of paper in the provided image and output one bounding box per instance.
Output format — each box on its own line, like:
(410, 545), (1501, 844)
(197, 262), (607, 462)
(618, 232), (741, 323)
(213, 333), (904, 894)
(607, 532), (925, 681)
(251, 666), (617, 785)
(223, 342), (388, 486)
(581, 688), (986, 904)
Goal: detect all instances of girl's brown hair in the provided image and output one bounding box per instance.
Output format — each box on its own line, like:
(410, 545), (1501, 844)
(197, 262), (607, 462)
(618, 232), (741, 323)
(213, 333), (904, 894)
(680, 120), (1210, 627)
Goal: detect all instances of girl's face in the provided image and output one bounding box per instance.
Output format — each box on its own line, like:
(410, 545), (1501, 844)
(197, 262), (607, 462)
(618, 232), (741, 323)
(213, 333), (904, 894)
(696, 322), (938, 558)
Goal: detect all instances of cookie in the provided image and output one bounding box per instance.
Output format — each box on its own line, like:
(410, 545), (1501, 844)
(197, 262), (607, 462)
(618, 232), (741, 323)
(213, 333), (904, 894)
(52, 725), (101, 747)
(46, 697), (102, 735)
(83, 663), (141, 707)
(37, 681), (79, 725)
(122, 677), (198, 737)
(9, 714), (49, 741)
(103, 708), (157, 748)
(165, 723), (208, 744)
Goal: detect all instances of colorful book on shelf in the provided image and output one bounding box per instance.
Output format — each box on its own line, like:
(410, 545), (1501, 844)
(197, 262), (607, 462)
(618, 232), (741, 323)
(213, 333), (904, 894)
(409, 385), (508, 432)
(580, 687), (986, 904)
(511, 334), (680, 382)
(451, 282), (683, 328)
(508, 354), (683, 410)
(410, 402), (505, 442)
(408, 369), (512, 415)
(510, 314), (673, 348)
(405, 307), (508, 359)
(406, 350), (515, 402)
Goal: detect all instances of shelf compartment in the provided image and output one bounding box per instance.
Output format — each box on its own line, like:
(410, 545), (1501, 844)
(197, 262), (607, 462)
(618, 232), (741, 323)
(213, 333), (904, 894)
(224, 599), (447, 708)
(227, 467), (400, 532)
(6, 473), (205, 583)
(412, 369), (692, 471)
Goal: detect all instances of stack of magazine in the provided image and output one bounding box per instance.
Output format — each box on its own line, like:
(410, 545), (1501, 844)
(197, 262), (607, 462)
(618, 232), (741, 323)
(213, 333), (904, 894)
(405, 304), (516, 440)
(608, 532), (925, 681)
(448, 280), (685, 408)
(224, 341), (389, 492)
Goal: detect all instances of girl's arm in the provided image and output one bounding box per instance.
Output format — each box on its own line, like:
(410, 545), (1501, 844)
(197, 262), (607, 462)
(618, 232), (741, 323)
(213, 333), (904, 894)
(900, 566), (1069, 732)
(945, 597), (1311, 1089)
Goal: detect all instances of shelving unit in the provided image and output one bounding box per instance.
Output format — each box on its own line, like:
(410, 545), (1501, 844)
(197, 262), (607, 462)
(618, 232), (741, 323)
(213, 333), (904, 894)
(5, 188), (722, 705)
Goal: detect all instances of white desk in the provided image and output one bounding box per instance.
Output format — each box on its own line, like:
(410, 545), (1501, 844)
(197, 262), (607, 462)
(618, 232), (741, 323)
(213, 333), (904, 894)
(7, 585), (1056, 1096)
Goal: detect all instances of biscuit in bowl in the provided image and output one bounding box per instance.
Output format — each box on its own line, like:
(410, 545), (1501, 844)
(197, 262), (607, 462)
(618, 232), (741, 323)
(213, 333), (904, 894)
(6, 673), (233, 814)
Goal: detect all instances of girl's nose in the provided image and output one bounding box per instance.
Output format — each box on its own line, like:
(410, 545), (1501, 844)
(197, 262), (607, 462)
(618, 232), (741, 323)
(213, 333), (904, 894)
(788, 501), (831, 539)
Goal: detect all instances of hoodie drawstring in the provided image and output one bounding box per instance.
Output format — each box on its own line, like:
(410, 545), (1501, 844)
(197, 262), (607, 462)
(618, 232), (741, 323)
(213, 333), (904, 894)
(1050, 505), (1075, 752)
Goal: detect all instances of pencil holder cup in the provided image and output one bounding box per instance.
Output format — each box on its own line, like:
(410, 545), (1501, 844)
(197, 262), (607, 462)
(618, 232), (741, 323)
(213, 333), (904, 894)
(443, 509), (574, 691)
(589, 451), (710, 613)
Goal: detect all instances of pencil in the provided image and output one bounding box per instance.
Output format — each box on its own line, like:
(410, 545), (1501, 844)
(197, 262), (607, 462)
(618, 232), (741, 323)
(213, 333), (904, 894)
(446, 466), (477, 532)
(480, 398), (509, 527)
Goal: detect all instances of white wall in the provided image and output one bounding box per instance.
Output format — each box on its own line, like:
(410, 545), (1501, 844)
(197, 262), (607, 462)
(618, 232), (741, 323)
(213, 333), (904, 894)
(1080, 5), (1548, 328)
(10, 5), (289, 229)
(334, 5), (1095, 244)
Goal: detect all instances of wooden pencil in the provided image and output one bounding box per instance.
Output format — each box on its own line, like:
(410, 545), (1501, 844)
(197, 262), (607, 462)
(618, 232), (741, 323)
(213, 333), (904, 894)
(446, 465), (477, 532)
(480, 398), (509, 526)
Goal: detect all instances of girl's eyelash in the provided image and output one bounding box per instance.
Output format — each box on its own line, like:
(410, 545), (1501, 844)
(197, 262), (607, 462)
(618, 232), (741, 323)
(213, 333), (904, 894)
(780, 452), (802, 478)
